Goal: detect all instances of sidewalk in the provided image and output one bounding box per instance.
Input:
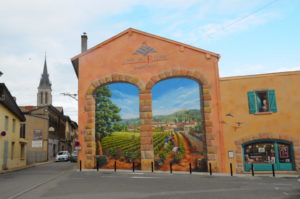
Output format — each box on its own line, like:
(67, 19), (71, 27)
(0, 160), (53, 174)
(76, 168), (300, 178)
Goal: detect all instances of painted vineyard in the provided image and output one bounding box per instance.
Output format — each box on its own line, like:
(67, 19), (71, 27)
(98, 129), (207, 172)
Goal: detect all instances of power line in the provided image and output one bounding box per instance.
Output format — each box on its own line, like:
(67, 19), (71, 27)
(208, 0), (281, 38)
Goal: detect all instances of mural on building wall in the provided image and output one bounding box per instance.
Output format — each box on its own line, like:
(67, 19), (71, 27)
(152, 78), (207, 172)
(95, 78), (207, 171)
(95, 83), (141, 169)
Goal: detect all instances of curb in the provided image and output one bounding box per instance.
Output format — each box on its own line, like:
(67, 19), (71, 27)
(75, 168), (300, 178)
(0, 160), (54, 174)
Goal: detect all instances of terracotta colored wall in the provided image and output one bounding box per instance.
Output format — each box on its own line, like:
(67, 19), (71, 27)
(220, 71), (300, 173)
(74, 29), (225, 171)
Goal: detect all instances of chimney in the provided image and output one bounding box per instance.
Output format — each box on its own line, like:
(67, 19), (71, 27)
(81, 32), (88, 53)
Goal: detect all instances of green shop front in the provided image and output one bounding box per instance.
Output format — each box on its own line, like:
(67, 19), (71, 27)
(243, 139), (295, 171)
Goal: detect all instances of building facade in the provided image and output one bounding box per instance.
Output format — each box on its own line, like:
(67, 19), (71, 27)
(220, 71), (300, 173)
(72, 28), (300, 173)
(0, 83), (27, 171)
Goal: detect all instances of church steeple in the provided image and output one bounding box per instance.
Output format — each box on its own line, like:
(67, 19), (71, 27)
(38, 55), (52, 89)
(37, 55), (52, 106)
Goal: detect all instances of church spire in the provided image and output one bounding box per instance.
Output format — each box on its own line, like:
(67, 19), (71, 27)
(37, 54), (52, 106)
(38, 54), (52, 89)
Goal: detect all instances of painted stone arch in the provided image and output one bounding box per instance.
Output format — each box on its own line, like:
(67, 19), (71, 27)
(83, 73), (144, 169)
(234, 133), (300, 173)
(145, 68), (216, 165)
(73, 28), (224, 171)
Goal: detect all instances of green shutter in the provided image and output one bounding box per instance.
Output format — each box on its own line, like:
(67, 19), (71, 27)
(248, 91), (256, 114)
(268, 90), (277, 113)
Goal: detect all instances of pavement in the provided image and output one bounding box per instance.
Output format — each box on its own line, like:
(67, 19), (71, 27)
(0, 162), (299, 199)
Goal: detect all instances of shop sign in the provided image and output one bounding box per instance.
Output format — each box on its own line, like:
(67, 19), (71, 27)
(33, 130), (42, 140)
(123, 44), (168, 69)
(258, 147), (265, 153)
(32, 140), (43, 148)
(228, 151), (234, 158)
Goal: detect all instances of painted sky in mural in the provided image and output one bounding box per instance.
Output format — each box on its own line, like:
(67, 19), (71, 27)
(108, 78), (200, 119)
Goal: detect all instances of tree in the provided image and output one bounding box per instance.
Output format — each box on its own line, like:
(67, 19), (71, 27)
(95, 86), (121, 155)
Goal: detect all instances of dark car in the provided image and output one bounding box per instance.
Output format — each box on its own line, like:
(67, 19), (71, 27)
(70, 151), (78, 162)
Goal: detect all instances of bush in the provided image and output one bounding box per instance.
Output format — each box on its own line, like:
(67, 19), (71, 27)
(96, 155), (108, 167)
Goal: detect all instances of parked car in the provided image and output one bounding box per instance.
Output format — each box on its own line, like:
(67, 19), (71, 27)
(70, 151), (78, 162)
(55, 151), (70, 162)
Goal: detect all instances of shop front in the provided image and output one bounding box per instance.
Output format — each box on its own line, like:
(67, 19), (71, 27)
(243, 139), (294, 171)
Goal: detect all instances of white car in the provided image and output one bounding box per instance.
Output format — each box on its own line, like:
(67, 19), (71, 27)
(56, 151), (70, 162)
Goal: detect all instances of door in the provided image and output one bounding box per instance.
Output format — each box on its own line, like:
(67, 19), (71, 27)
(2, 141), (9, 170)
(277, 143), (293, 170)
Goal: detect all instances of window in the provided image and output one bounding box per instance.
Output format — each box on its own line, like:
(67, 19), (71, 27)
(20, 143), (25, 160)
(248, 90), (277, 114)
(20, 123), (26, 138)
(4, 116), (9, 131)
(11, 142), (15, 160)
(12, 119), (16, 133)
(244, 142), (275, 164)
(45, 92), (48, 104)
(41, 92), (43, 105)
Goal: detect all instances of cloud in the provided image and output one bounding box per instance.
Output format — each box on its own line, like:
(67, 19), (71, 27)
(269, 66), (300, 73)
(220, 64), (266, 77)
(110, 88), (139, 119)
(199, 11), (279, 41)
(153, 84), (200, 116)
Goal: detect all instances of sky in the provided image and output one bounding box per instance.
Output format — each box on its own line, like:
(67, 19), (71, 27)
(1, 0), (300, 122)
(109, 79), (200, 119)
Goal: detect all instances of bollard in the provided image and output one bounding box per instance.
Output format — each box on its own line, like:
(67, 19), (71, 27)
(272, 164), (275, 177)
(132, 162), (135, 172)
(80, 160), (82, 171)
(96, 159), (99, 172)
(230, 163), (233, 176)
(170, 162), (173, 174)
(189, 163), (192, 174)
(151, 162), (154, 173)
(114, 160), (117, 172)
(251, 163), (254, 176)
(209, 163), (212, 176)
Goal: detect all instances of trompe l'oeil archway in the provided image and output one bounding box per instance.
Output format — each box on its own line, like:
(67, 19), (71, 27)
(73, 28), (225, 172)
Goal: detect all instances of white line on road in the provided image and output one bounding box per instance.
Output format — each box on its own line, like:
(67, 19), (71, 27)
(6, 168), (72, 199)
(130, 176), (160, 179)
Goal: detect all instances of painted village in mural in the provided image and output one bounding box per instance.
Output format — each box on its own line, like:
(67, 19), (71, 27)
(95, 78), (207, 171)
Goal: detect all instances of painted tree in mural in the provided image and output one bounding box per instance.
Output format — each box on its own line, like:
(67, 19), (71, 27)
(95, 86), (121, 155)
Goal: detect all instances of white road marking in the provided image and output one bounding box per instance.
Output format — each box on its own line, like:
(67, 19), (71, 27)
(131, 176), (160, 179)
(6, 167), (72, 199)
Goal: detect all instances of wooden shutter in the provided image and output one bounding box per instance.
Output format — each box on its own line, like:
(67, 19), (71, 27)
(268, 90), (277, 113)
(248, 91), (256, 114)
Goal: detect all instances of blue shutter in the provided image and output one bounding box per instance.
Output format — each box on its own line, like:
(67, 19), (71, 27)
(268, 90), (277, 113)
(248, 91), (256, 114)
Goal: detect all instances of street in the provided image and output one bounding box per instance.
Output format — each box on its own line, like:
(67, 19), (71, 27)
(0, 162), (299, 199)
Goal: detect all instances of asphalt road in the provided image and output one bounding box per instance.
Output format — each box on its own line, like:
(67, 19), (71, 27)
(0, 162), (299, 199)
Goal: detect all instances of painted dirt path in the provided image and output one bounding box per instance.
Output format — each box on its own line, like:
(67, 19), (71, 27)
(158, 133), (193, 171)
